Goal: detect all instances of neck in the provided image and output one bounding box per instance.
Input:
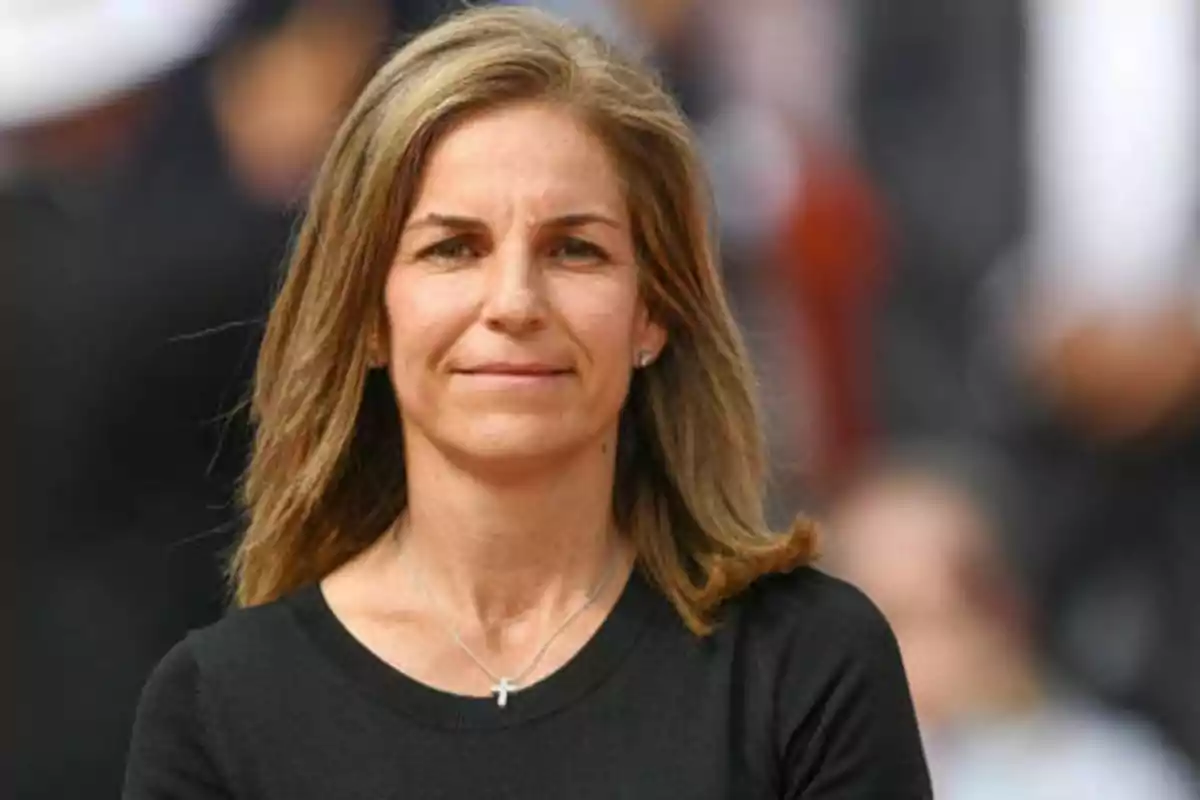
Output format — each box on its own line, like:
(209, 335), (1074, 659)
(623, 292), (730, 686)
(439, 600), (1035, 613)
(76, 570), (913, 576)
(394, 432), (629, 633)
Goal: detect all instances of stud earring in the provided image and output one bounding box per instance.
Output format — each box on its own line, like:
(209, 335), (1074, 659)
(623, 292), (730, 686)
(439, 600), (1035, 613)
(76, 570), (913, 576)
(635, 349), (653, 368)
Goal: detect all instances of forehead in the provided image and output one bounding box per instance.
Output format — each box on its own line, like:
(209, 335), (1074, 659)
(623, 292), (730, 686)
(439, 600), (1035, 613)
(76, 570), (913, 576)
(411, 101), (628, 215)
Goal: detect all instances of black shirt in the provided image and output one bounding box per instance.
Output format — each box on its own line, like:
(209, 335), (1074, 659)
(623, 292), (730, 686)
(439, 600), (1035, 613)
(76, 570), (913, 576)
(123, 566), (932, 798)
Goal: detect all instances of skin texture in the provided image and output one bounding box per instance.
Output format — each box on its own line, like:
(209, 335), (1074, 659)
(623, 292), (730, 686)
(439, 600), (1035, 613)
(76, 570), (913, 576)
(386, 100), (664, 476)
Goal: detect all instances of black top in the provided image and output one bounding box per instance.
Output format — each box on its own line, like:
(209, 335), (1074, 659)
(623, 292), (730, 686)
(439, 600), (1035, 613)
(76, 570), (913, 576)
(123, 566), (932, 798)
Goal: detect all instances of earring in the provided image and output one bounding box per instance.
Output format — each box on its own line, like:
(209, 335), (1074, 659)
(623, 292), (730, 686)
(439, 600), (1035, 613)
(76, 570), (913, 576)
(635, 349), (653, 368)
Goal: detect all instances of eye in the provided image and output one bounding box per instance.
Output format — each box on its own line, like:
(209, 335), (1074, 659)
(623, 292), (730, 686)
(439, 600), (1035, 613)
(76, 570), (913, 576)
(419, 236), (480, 263)
(549, 236), (609, 265)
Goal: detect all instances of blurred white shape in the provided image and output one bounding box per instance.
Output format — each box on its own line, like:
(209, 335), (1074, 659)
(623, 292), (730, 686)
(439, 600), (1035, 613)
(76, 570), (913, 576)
(1029, 0), (1200, 320)
(0, 0), (236, 127)
(927, 700), (1199, 800)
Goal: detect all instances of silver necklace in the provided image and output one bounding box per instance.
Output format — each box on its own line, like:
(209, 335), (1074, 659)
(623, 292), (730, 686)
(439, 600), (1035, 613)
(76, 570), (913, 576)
(409, 549), (621, 708)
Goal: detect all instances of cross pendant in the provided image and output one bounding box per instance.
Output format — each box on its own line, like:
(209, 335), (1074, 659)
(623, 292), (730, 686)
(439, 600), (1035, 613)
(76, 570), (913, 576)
(492, 678), (516, 708)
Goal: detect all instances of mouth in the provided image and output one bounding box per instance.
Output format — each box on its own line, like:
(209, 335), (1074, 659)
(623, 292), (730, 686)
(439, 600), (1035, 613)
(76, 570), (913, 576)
(452, 364), (574, 389)
(456, 363), (573, 377)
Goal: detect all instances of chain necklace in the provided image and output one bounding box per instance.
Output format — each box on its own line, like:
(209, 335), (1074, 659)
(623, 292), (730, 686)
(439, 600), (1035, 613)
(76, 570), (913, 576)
(408, 547), (621, 708)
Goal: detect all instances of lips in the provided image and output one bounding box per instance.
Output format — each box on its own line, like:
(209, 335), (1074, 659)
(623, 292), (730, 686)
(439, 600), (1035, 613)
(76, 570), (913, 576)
(456, 363), (572, 376)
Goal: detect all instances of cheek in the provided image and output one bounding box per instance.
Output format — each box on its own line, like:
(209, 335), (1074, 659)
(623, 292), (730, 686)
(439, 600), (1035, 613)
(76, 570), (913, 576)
(557, 280), (643, 365)
(383, 272), (468, 391)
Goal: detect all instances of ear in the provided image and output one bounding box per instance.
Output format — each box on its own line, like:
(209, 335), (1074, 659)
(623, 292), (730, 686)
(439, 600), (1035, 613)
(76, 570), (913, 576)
(366, 321), (389, 369)
(634, 315), (668, 368)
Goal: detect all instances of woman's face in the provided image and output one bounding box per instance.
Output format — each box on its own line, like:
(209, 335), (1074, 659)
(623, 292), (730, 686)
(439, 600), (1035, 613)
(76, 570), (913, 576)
(385, 100), (665, 472)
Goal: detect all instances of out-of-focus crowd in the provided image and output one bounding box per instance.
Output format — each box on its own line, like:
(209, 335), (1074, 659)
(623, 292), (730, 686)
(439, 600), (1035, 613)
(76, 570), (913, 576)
(5, 1), (1200, 797)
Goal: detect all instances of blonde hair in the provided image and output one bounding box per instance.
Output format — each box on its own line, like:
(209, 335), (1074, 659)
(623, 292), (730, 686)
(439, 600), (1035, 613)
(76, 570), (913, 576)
(232, 4), (817, 634)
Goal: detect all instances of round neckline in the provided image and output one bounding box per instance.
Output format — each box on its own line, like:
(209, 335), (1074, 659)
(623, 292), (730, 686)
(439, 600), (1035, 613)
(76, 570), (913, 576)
(288, 566), (658, 731)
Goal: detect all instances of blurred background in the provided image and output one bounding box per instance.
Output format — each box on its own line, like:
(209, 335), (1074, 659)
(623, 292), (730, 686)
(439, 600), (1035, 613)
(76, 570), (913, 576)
(4, 0), (1200, 797)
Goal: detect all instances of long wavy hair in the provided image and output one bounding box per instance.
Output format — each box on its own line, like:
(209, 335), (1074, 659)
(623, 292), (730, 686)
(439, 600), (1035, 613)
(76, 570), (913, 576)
(232, 4), (817, 635)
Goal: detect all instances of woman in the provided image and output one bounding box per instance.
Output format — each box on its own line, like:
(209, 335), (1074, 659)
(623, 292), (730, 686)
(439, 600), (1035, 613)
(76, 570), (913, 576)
(124, 6), (930, 798)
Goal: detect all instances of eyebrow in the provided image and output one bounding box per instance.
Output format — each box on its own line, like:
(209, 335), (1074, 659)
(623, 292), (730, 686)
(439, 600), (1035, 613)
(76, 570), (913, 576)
(404, 211), (624, 233)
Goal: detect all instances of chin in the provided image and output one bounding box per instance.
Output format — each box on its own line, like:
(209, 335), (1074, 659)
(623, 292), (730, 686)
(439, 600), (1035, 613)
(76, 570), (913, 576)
(447, 414), (591, 467)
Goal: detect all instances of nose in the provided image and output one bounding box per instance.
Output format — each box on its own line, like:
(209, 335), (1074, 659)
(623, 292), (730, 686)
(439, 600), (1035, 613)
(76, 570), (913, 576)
(481, 242), (547, 334)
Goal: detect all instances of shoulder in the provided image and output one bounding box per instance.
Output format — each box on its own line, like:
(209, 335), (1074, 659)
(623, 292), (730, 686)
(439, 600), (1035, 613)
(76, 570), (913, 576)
(718, 565), (911, 724)
(195, 591), (304, 652)
(130, 592), (315, 755)
(731, 565), (898, 657)
(126, 602), (300, 797)
(147, 589), (313, 699)
(723, 567), (933, 796)
(741, 565), (878, 613)
(127, 596), (309, 797)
